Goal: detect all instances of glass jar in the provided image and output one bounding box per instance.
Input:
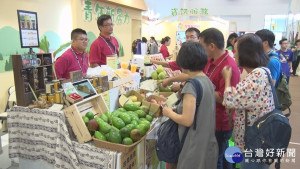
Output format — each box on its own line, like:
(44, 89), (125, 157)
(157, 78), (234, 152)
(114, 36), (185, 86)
(43, 67), (48, 77)
(34, 79), (39, 90)
(47, 93), (54, 103)
(96, 87), (102, 94)
(52, 80), (60, 92)
(92, 77), (98, 87)
(55, 91), (61, 104)
(40, 93), (47, 100)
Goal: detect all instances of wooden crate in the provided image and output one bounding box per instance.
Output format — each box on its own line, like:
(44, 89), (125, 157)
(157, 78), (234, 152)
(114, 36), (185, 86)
(108, 75), (133, 89)
(63, 94), (108, 143)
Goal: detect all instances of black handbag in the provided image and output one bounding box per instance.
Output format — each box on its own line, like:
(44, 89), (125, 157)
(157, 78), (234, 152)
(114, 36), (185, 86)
(156, 78), (203, 163)
(244, 68), (292, 168)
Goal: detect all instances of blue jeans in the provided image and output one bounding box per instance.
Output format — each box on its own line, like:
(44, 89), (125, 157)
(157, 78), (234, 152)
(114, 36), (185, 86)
(216, 130), (233, 169)
(240, 155), (270, 169)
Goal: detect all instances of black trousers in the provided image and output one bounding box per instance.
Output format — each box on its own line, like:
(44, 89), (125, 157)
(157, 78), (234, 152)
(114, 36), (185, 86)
(292, 56), (300, 75)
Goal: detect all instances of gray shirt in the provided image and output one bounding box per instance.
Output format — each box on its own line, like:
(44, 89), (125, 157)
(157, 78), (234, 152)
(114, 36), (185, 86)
(176, 76), (218, 169)
(150, 43), (158, 54)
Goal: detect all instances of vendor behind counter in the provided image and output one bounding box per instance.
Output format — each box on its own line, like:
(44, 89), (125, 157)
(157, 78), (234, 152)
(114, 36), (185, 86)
(54, 28), (89, 79)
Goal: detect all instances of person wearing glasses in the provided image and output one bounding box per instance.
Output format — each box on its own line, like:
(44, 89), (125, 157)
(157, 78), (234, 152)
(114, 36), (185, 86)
(89, 14), (119, 67)
(155, 28), (200, 92)
(151, 27), (201, 71)
(54, 28), (89, 79)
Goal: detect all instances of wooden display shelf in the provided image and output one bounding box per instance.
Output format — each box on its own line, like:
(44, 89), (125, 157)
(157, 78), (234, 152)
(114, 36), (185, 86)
(12, 53), (53, 106)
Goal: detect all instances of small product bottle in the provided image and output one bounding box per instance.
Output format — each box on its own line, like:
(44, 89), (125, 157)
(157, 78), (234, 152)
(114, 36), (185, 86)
(40, 93), (47, 101)
(47, 93), (55, 103)
(55, 91), (61, 104)
(52, 80), (60, 92)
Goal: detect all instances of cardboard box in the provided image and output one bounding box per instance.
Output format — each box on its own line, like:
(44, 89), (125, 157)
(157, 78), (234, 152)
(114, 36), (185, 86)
(158, 92), (178, 107)
(121, 146), (138, 169)
(119, 90), (144, 107)
(63, 94), (109, 143)
(93, 131), (147, 154)
(142, 95), (167, 117)
(158, 92), (173, 98)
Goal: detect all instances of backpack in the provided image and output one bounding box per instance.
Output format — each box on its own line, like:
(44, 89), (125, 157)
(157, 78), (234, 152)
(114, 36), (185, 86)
(276, 72), (292, 111)
(244, 68), (292, 169)
(156, 78), (203, 163)
(269, 54), (292, 112)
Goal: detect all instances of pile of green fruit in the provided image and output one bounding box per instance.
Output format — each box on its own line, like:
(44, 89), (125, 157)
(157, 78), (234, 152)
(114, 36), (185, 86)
(82, 103), (153, 145)
(151, 65), (167, 80)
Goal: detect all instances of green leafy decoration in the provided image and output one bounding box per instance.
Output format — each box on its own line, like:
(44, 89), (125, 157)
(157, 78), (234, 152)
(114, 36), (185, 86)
(0, 53), (3, 60)
(5, 56), (13, 71)
(53, 41), (71, 58)
(39, 36), (50, 53)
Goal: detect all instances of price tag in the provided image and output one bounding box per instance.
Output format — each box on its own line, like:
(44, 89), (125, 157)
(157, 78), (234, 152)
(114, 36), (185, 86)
(106, 55), (118, 69)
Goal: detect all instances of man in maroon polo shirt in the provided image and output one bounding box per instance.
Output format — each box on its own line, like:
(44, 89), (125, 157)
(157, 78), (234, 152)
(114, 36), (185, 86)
(200, 28), (240, 169)
(89, 14), (119, 67)
(151, 27), (201, 72)
(154, 28), (201, 91)
(54, 28), (89, 79)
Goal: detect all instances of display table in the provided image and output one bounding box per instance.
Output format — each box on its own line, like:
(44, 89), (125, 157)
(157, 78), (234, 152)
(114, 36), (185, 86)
(7, 106), (118, 169)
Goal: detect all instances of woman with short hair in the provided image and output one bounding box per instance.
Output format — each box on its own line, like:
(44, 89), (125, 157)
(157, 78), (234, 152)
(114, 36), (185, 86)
(162, 42), (218, 169)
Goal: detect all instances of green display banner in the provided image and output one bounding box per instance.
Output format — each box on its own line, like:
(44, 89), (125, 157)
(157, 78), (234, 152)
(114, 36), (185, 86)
(83, 0), (130, 25)
(171, 8), (208, 16)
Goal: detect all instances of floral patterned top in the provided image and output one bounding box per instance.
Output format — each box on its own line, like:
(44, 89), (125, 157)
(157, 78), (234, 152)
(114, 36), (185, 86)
(223, 67), (275, 152)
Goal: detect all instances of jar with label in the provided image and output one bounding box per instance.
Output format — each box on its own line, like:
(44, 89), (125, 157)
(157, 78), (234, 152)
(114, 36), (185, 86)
(34, 79), (39, 90)
(40, 93), (47, 101)
(55, 91), (61, 104)
(43, 67), (48, 77)
(96, 87), (102, 94)
(47, 93), (55, 103)
(59, 89), (64, 104)
(52, 80), (60, 92)
(92, 77), (98, 87)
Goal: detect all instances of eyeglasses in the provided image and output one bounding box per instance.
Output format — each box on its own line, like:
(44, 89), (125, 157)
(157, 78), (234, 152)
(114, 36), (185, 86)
(186, 36), (197, 40)
(103, 23), (114, 27)
(76, 38), (89, 42)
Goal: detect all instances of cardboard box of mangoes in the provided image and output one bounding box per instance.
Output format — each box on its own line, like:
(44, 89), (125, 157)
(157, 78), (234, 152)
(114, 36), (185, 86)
(142, 95), (167, 117)
(119, 90), (144, 108)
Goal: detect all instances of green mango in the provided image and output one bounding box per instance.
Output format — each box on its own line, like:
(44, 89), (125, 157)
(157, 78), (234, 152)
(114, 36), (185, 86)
(117, 108), (127, 112)
(135, 124), (147, 136)
(99, 121), (112, 134)
(134, 110), (146, 118)
(94, 131), (107, 141)
(108, 128), (122, 144)
(119, 113), (132, 124)
(130, 120), (139, 127)
(122, 137), (133, 145)
(112, 116), (126, 129)
(124, 103), (140, 111)
(120, 127), (130, 138)
(145, 115), (153, 122)
(100, 114), (109, 123)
